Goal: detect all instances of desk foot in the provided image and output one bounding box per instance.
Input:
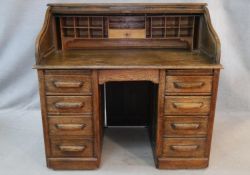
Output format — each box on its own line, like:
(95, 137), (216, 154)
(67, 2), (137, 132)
(47, 157), (100, 170)
(156, 157), (209, 169)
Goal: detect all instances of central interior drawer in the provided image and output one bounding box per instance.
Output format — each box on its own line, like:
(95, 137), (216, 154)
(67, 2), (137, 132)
(108, 29), (146, 38)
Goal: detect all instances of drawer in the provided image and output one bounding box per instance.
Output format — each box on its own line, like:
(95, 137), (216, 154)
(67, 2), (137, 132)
(48, 116), (93, 136)
(166, 76), (212, 94)
(164, 116), (208, 137)
(47, 96), (92, 114)
(108, 29), (146, 39)
(45, 74), (92, 95)
(164, 96), (211, 115)
(163, 138), (206, 157)
(50, 138), (93, 157)
(166, 69), (213, 76)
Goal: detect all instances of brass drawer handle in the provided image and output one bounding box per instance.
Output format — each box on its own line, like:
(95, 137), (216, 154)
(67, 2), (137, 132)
(171, 123), (200, 130)
(173, 102), (203, 109)
(53, 81), (83, 88)
(59, 145), (86, 152)
(55, 102), (84, 109)
(171, 145), (199, 152)
(174, 82), (204, 89)
(56, 124), (86, 130)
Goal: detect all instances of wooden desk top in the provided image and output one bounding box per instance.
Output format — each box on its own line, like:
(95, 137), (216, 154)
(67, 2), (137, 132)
(35, 49), (222, 69)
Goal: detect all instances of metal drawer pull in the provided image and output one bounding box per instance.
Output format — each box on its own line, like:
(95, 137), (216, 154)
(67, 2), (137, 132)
(173, 102), (203, 109)
(56, 124), (86, 130)
(55, 102), (84, 109)
(59, 145), (86, 152)
(171, 123), (200, 130)
(53, 81), (83, 88)
(174, 82), (204, 89)
(171, 145), (199, 152)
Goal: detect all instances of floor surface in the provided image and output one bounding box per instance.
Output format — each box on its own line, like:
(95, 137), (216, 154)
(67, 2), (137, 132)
(0, 110), (249, 175)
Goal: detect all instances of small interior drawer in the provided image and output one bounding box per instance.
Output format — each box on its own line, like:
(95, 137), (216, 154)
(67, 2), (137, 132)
(163, 138), (206, 157)
(45, 74), (92, 95)
(47, 96), (92, 115)
(48, 116), (93, 136)
(164, 116), (208, 137)
(165, 76), (212, 94)
(108, 29), (146, 38)
(164, 96), (211, 115)
(50, 138), (93, 157)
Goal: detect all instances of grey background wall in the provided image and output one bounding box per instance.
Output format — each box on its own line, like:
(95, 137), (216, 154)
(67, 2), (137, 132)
(0, 1), (250, 175)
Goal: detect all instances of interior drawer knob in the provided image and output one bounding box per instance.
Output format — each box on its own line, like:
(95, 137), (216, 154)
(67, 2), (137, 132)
(59, 145), (86, 152)
(55, 102), (84, 109)
(125, 32), (130, 37)
(56, 124), (86, 130)
(171, 123), (200, 130)
(53, 81), (83, 88)
(173, 102), (203, 109)
(170, 145), (199, 152)
(174, 82), (204, 89)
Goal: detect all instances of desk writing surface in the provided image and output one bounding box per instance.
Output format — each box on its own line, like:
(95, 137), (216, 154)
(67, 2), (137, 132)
(37, 49), (222, 69)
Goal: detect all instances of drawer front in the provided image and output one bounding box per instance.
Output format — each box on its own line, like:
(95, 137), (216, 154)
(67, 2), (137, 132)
(165, 96), (211, 115)
(163, 138), (206, 157)
(48, 116), (93, 136)
(164, 116), (208, 137)
(45, 74), (92, 95)
(50, 138), (93, 157)
(47, 96), (92, 114)
(166, 76), (212, 94)
(166, 69), (213, 76)
(108, 29), (146, 39)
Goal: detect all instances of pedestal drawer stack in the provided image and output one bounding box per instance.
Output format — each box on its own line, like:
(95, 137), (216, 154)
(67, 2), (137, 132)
(161, 70), (214, 169)
(43, 70), (96, 169)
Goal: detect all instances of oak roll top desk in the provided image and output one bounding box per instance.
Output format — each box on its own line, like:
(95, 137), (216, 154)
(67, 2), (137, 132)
(34, 3), (222, 170)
